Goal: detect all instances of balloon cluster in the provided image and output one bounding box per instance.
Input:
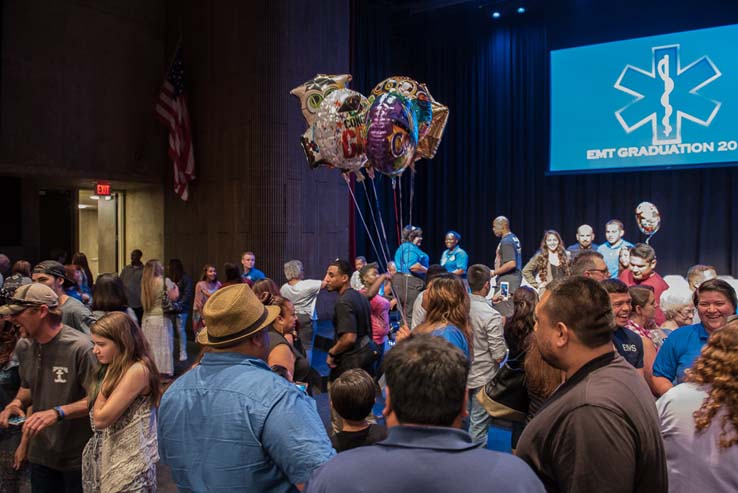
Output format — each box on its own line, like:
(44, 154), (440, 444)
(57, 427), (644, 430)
(290, 74), (448, 176)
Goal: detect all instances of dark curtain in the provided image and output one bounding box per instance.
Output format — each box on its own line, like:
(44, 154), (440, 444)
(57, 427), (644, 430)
(351, 1), (738, 276)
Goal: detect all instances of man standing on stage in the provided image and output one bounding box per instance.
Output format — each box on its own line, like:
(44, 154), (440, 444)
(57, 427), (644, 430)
(566, 224), (599, 260)
(597, 219), (633, 278)
(491, 216), (522, 318)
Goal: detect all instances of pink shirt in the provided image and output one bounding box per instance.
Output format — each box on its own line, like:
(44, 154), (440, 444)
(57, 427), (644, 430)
(362, 290), (390, 344)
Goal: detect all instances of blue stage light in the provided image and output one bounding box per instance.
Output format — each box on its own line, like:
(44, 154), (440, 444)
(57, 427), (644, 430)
(492, 11), (501, 18)
(517, 7), (526, 14)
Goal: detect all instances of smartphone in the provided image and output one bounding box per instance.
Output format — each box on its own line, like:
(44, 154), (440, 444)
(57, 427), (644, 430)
(500, 281), (510, 299)
(8, 416), (25, 426)
(295, 382), (308, 394)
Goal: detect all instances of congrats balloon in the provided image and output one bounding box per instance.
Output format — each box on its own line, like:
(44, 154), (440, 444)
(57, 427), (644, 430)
(290, 74), (352, 126)
(313, 88), (368, 172)
(365, 92), (418, 177)
(635, 202), (661, 236)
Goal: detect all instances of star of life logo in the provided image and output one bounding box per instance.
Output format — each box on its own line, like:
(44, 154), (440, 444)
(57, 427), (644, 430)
(614, 44), (721, 145)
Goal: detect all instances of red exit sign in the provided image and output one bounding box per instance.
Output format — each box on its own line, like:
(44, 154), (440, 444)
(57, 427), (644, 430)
(96, 182), (111, 196)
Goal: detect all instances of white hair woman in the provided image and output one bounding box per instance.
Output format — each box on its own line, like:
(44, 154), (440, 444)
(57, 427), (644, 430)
(279, 260), (325, 352)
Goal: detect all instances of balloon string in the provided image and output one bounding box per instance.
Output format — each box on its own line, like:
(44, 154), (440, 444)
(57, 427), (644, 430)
(397, 175), (405, 230)
(392, 178), (401, 244)
(360, 179), (390, 270)
(343, 175), (383, 266)
(370, 176), (394, 269)
(409, 169), (415, 227)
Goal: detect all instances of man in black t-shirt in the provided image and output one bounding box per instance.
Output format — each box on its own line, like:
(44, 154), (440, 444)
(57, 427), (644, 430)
(324, 259), (373, 382)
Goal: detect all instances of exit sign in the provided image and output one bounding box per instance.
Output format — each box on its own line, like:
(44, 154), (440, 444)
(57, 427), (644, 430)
(96, 182), (111, 196)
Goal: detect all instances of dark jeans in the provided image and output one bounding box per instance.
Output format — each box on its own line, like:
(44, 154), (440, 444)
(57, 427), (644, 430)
(31, 463), (82, 493)
(296, 313), (314, 352)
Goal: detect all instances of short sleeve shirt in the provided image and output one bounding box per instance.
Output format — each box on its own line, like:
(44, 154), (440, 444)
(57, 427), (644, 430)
(333, 289), (372, 342)
(16, 327), (99, 470)
(497, 233), (523, 290)
(652, 323), (709, 384)
(394, 243), (429, 274)
(440, 246), (469, 276)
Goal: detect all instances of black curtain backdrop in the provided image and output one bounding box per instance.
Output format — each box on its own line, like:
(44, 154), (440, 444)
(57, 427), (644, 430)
(351, 0), (738, 277)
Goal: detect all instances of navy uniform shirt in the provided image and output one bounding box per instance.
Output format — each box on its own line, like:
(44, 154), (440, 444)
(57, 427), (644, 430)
(612, 326), (644, 369)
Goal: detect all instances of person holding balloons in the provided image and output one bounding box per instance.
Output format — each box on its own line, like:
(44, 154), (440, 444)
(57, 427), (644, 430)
(393, 226), (429, 326)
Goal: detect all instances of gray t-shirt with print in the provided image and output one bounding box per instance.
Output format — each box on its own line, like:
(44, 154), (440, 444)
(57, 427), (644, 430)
(61, 296), (95, 335)
(16, 326), (100, 471)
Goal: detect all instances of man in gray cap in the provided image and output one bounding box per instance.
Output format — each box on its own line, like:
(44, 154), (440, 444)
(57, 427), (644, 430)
(0, 283), (98, 492)
(32, 260), (94, 334)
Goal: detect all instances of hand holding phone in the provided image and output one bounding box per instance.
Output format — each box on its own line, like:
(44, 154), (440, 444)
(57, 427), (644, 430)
(8, 416), (25, 426)
(500, 281), (510, 300)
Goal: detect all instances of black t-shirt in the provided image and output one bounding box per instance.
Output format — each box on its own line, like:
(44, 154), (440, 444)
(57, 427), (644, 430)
(612, 326), (644, 369)
(331, 424), (388, 452)
(333, 288), (372, 344)
(268, 328), (311, 383)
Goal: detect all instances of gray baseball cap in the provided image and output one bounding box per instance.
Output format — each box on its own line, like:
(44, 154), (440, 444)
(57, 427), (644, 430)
(0, 283), (59, 316)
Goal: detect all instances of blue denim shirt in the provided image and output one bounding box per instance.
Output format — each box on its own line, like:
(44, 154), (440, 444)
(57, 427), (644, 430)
(158, 352), (335, 492)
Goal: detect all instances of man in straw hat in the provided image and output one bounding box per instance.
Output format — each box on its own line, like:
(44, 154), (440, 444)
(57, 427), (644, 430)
(158, 284), (334, 492)
(0, 283), (99, 492)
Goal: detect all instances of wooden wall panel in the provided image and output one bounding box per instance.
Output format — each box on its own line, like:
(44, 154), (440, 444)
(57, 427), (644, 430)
(164, 0), (351, 282)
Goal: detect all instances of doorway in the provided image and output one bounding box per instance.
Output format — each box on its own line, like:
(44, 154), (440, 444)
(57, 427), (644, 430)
(78, 189), (125, 278)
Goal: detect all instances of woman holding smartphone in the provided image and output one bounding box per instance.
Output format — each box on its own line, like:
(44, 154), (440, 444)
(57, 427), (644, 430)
(82, 312), (160, 492)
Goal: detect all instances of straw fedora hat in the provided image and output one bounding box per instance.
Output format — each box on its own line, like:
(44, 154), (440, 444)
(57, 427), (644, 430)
(196, 284), (280, 348)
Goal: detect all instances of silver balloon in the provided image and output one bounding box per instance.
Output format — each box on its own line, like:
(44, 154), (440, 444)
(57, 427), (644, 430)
(313, 88), (368, 172)
(635, 201), (661, 237)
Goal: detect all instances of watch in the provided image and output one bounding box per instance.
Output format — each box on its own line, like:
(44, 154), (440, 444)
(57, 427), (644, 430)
(53, 406), (65, 422)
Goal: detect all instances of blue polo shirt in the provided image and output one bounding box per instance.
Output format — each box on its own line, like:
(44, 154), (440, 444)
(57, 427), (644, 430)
(440, 246), (468, 276)
(652, 323), (709, 384)
(158, 352), (334, 492)
(304, 425), (544, 493)
(597, 240), (634, 278)
(394, 243), (429, 274)
(242, 267), (266, 283)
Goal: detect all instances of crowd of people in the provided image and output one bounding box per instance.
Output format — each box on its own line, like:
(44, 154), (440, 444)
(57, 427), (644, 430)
(0, 213), (735, 492)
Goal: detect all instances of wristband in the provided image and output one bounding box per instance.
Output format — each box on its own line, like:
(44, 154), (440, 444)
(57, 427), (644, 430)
(53, 406), (65, 421)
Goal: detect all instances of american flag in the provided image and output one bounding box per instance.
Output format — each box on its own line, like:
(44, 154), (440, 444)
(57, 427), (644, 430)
(155, 45), (195, 201)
